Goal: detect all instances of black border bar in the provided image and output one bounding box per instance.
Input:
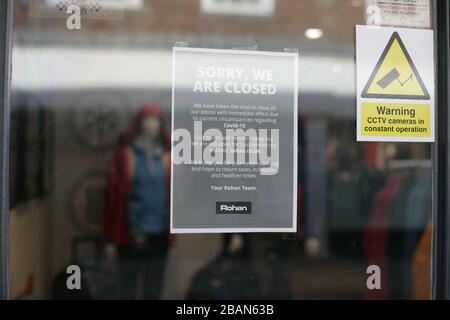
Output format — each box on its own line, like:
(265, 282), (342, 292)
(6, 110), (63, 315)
(433, 0), (450, 300)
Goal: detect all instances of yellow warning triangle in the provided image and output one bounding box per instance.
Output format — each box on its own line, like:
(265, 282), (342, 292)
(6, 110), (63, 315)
(362, 32), (430, 100)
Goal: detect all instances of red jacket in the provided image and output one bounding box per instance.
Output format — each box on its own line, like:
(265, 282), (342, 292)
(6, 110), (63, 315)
(102, 146), (171, 247)
(362, 174), (404, 300)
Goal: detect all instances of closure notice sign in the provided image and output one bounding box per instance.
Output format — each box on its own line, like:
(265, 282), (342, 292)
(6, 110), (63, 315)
(171, 47), (298, 233)
(356, 25), (435, 142)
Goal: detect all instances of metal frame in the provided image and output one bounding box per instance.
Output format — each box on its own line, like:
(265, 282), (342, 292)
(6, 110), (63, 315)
(432, 0), (450, 300)
(0, 0), (13, 300)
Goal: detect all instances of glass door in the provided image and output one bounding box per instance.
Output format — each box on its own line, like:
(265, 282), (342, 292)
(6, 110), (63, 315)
(0, 0), (443, 300)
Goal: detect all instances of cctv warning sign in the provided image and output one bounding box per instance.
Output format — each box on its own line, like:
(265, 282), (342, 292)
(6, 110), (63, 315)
(356, 26), (435, 142)
(361, 32), (430, 100)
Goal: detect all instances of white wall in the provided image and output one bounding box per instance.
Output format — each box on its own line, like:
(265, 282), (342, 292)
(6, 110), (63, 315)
(8, 199), (51, 299)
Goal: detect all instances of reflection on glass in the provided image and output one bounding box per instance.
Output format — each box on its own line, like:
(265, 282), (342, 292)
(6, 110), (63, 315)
(8, 0), (433, 300)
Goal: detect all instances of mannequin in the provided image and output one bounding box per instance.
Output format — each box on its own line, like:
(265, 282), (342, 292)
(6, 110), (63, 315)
(102, 105), (171, 300)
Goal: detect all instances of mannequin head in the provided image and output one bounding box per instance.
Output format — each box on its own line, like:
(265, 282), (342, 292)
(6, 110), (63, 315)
(121, 104), (169, 150)
(140, 115), (161, 140)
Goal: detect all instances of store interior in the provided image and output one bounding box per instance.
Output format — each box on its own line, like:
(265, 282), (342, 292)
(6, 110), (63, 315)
(8, 0), (432, 300)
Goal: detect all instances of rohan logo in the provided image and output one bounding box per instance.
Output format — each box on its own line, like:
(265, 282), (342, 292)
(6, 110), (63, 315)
(173, 121), (279, 176)
(216, 202), (252, 215)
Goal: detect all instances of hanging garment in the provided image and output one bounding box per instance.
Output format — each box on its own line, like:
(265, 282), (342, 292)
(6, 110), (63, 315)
(402, 174), (431, 298)
(411, 223), (432, 300)
(388, 173), (431, 299)
(387, 174), (415, 299)
(362, 174), (404, 300)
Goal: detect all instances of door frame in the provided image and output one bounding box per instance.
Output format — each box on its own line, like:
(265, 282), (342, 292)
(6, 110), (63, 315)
(433, 0), (450, 300)
(0, 0), (13, 301)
